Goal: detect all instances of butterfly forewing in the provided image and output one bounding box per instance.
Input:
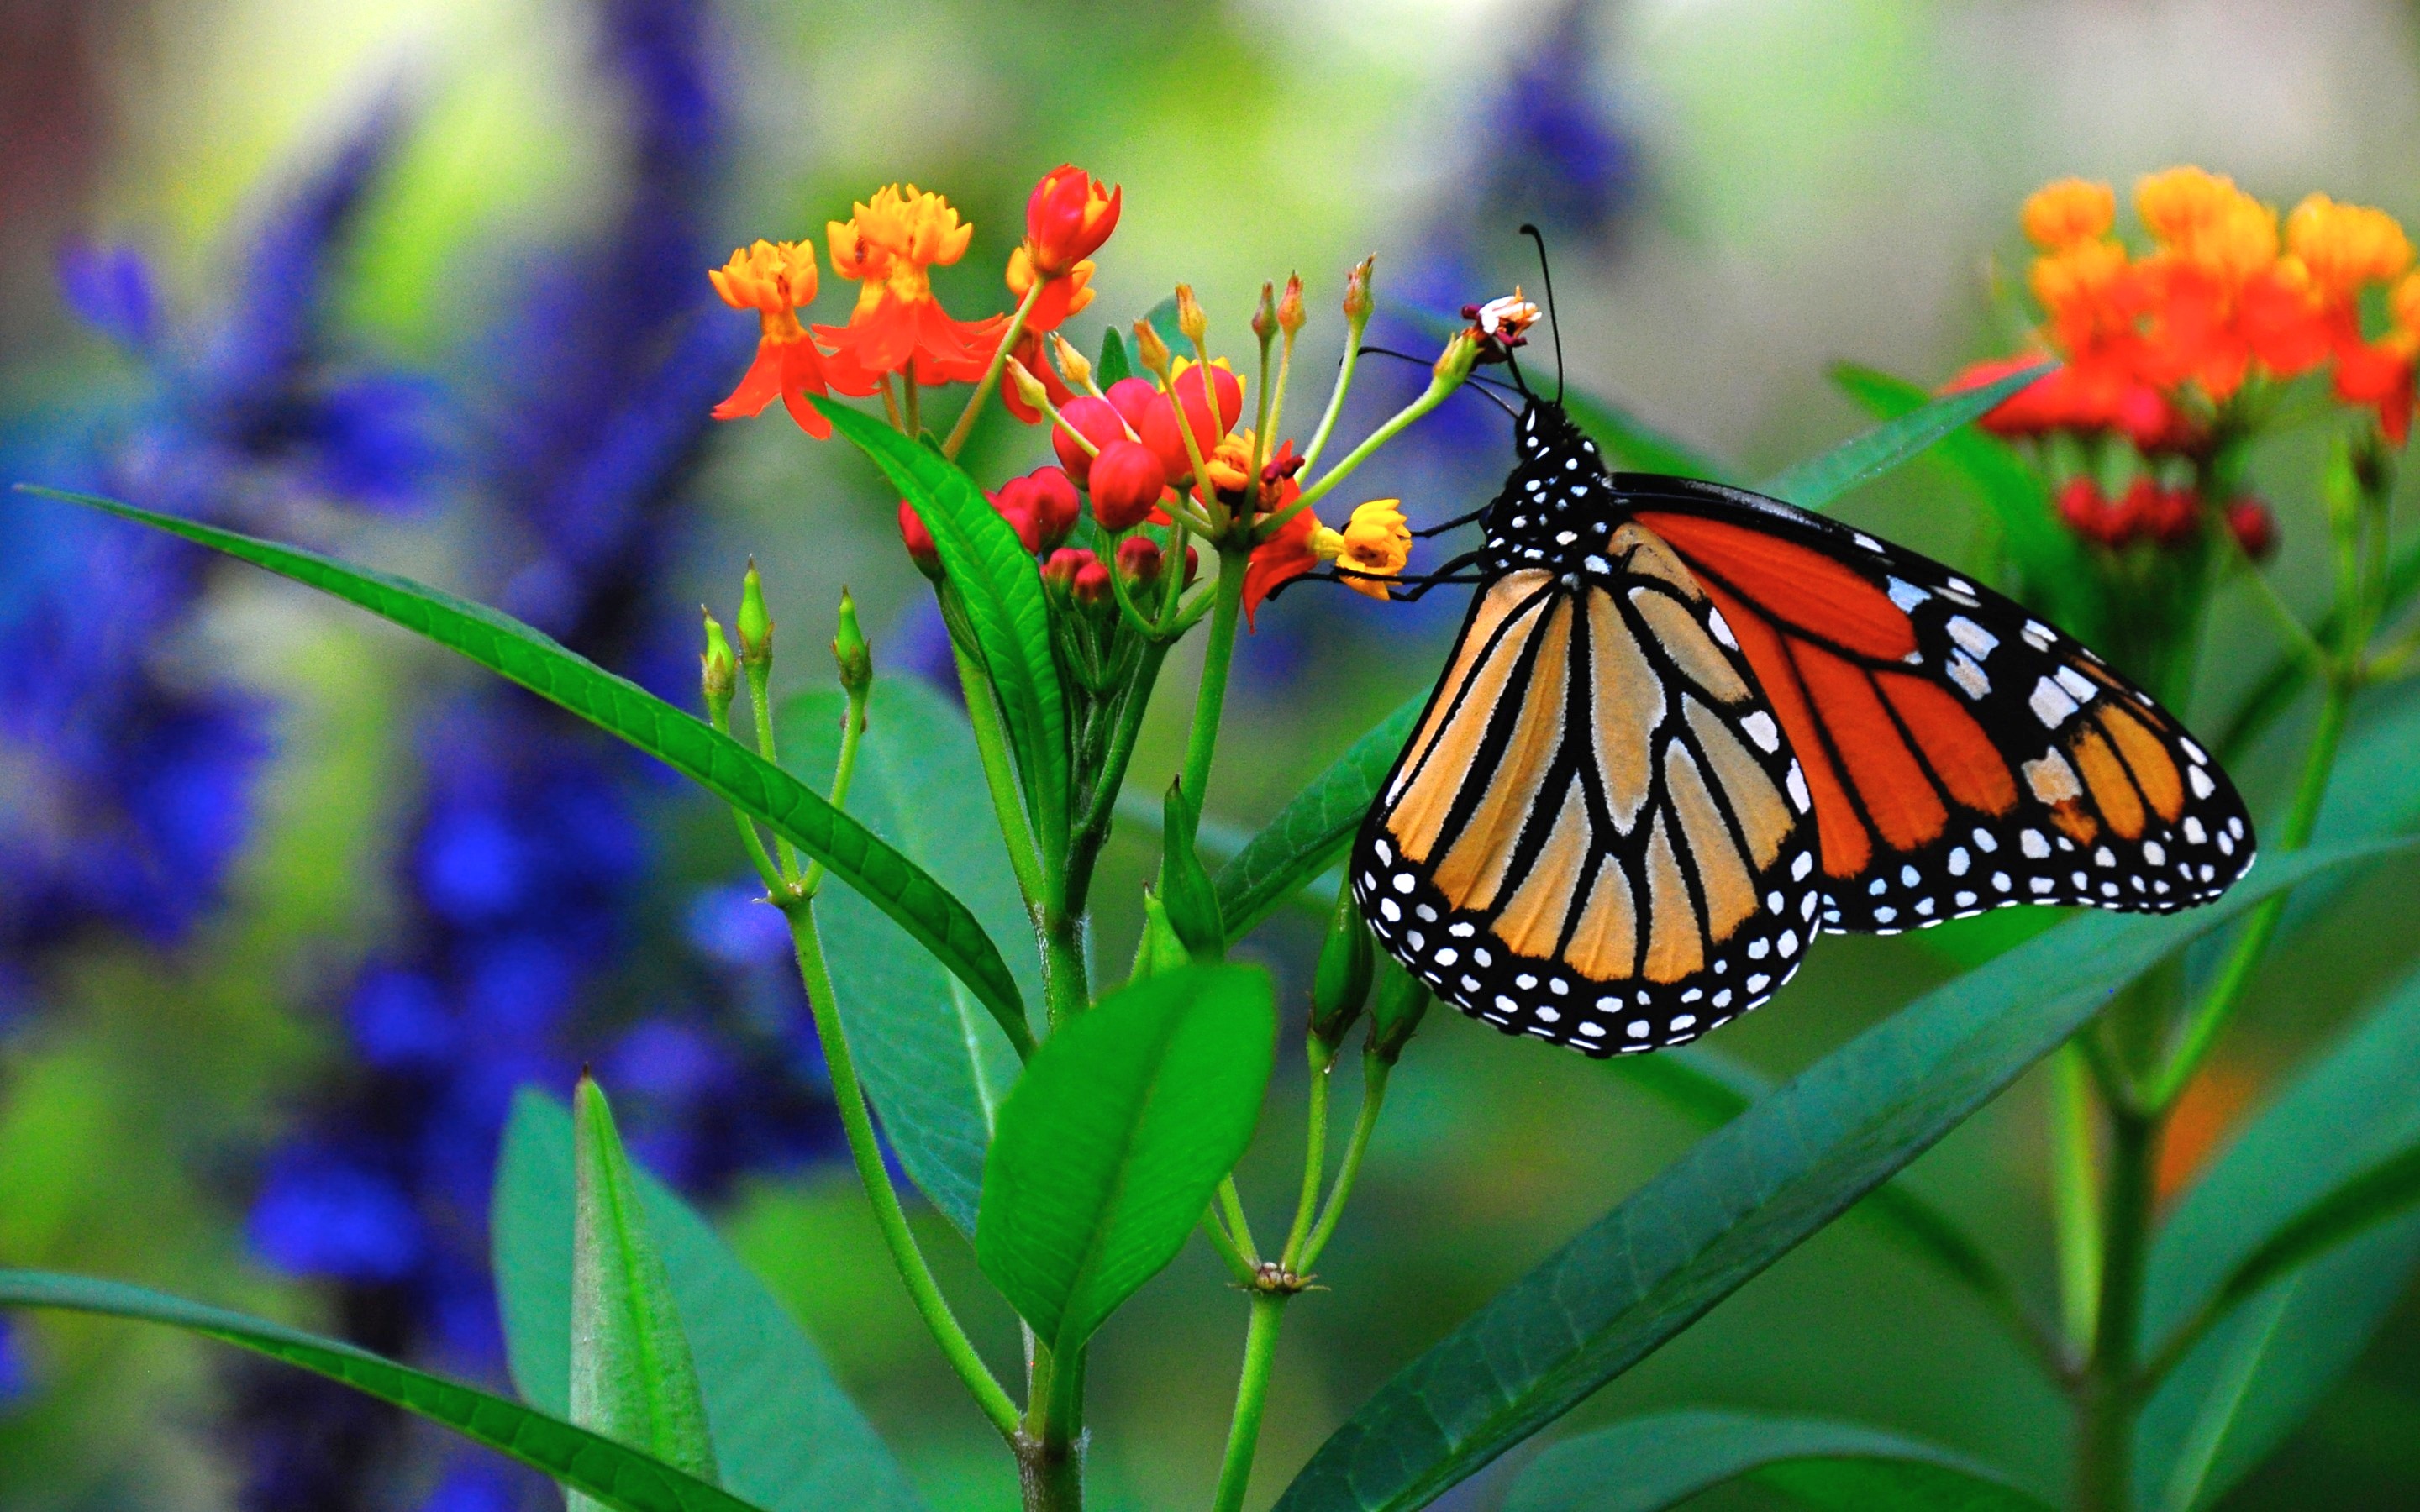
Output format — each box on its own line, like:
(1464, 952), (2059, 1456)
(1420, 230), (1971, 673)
(1355, 472), (1826, 1056)
(1618, 476), (2256, 932)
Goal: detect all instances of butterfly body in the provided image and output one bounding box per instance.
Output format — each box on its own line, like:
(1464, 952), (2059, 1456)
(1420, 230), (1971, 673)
(1352, 396), (2255, 1057)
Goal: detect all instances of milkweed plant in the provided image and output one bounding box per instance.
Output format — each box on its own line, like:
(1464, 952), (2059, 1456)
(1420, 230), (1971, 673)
(8, 161), (2420, 1512)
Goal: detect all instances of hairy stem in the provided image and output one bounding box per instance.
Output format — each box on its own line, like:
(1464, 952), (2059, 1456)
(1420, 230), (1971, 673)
(1210, 1294), (1287, 1512)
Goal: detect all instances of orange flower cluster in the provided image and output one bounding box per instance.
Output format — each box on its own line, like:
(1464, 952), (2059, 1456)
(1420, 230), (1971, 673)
(708, 165), (1121, 435)
(1962, 168), (2420, 449)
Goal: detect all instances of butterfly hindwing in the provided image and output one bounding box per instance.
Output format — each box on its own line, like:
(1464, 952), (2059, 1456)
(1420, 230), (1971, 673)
(1354, 522), (1826, 1056)
(1617, 475), (2257, 931)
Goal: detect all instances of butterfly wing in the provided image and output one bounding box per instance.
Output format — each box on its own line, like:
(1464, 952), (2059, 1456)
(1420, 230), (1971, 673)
(1617, 474), (2256, 932)
(1351, 528), (1827, 1056)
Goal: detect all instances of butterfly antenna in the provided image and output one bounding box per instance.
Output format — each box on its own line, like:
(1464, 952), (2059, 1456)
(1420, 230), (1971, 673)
(1518, 223), (1565, 402)
(1358, 344), (1521, 418)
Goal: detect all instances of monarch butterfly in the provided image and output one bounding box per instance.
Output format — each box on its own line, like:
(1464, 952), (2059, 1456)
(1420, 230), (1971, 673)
(1344, 268), (2254, 1058)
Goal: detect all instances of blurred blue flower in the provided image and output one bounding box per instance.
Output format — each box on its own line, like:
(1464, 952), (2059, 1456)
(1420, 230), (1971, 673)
(0, 1316), (29, 1410)
(55, 241), (159, 350)
(247, 1154), (426, 1283)
(1486, 1), (1636, 239)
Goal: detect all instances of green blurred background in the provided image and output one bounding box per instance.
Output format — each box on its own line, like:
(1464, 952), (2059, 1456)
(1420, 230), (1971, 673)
(3, 0), (2419, 1508)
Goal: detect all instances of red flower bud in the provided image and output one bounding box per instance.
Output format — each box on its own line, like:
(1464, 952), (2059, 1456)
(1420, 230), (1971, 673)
(1116, 535), (1164, 587)
(2056, 476), (2104, 541)
(1139, 364), (1244, 483)
(1026, 466), (1081, 553)
(1051, 395), (1129, 485)
(2147, 485), (2201, 547)
(2228, 497), (2280, 560)
(1042, 546), (1095, 599)
(1106, 376), (1160, 431)
(1184, 545), (1200, 588)
(990, 477), (1044, 554)
(1072, 555), (1113, 606)
(1089, 439), (1169, 533)
(898, 499), (941, 577)
(2112, 478), (2160, 548)
(1023, 165), (1121, 281)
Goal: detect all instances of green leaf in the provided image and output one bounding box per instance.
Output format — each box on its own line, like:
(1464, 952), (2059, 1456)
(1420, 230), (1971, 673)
(814, 406), (1071, 868)
(1828, 364), (2093, 634)
(2139, 959), (2420, 1508)
(1097, 327), (1132, 388)
(1506, 1410), (2054, 1512)
(1760, 362), (2054, 511)
(2191, 1141), (2420, 1337)
(0, 1269), (768, 1512)
(1142, 295), (1186, 354)
(1159, 780), (1225, 961)
(1215, 696), (1423, 941)
(572, 1076), (718, 1501)
(12, 485), (1027, 1053)
(976, 964), (1276, 1355)
(779, 680), (1034, 1237)
(1560, 387), (1734, 481)
(1271, 838), (2413, 1512)
(496, 1090), (926, 1512)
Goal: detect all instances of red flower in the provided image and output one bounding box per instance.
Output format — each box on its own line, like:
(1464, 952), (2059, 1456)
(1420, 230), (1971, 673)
(1023, 166), (1121, 279)
(708, 240), (839, 437)
(816, 185), (1000, 389)
(1088, 440), (1168, 533)
(1243, 506), (1320, 627)
(1139, 362), (1245, 483)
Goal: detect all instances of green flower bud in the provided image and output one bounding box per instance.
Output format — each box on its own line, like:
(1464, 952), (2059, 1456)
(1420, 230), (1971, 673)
(1251, 281), (1277, 345)
(738, 557), (774, 668)
(1307, 887), (1375, 1051)
(832, 587), (872, 700)
(1343, 255), (1376, 333)
(1366, 958), (1430, 1066)
(700, 606), (738, 727)
(1132, 889), (1193, 982)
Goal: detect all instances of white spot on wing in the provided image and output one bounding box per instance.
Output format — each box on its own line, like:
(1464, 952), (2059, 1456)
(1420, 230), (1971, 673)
(2030, 676), (2080, 727)
(1946, 616), (1998, 659)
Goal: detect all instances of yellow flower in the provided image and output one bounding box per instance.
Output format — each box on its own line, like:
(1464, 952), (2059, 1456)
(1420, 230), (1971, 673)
(1314, 500), (1411, 601)
(2136, 167), (2278, 286)
(2021, 179), (2115, 250)
(827, 184), (976, 315)
(2286, 193), (2413, 304)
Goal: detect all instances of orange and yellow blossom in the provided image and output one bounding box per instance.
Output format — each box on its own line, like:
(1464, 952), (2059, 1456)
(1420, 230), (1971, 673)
(816, 184), (1001, 390)
(708, 239), (840, 437)
(1322, 500), (1413, 601)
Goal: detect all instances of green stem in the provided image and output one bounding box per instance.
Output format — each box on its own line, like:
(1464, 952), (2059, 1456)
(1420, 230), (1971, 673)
(1209, 1294), (1286, 1512)
(2074, 1103), (2157, 1512)
(2148, 674), (2350, 1107)
(745, 661), (801, 885)
(1041, 908), (1091, 1027)
(781, 901), (1020, 1441)
(1280, 1039), (1334, 1272)
(1299, 339), (1363, 473)
(1202, 1205), (1257, 1286)
(1286, 372), (1458, 524)
(1178, 546), (1249, 839)
(709, 705), (786, 893)
(952, 644), (1047, 908)
(947, 281), (1046, 460)
(1300, 1055), (1390, 1272)
(1217, 1178), (1260, 1267)
(799, 688), (867, 898)
(2051, 1042), (2103, 1357)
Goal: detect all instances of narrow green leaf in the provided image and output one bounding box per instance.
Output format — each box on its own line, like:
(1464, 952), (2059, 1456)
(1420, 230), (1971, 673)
(1272, 838), (2413, 1512)
(976, 964), (1276, 1355)
(1560, 388), (1734, 481)
(0, 1269), (767, 1512)
(572, 1077), (718, 1500)
(2196, 1142), (2420, 1333)
(1216, 696), (1423, 941)
(1097, 327), (1132, 388)
(1159, 780), (1225, 961)
(779, 680), (1034, 1237)
(1760, 362), (2053, 511)
(814, 406), (1071, 864)
(2138, 958), (2420, 1507)
(1507, 1410), (2054, 1512)
(1829, 363), (2092, 634)
(12, 485), (1026, 1049)
(496, 1091), (926, 1512)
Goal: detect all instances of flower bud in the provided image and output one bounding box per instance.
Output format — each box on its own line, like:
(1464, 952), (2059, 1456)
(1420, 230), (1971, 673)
(1072, 554), (1113, 606)
(1277, 274), (1305, 337)
(2056, 476), (2104, 541)
(2112, 478), (2159, 548)
(1106, 375), (1160, 431)
(1431, 328), (1481, 389)
(1366, 958), (1429, 1066)
(2147, 485), (2201, 547)
(1042, 546), (1096, 601)
(1251, 281), (1277, 344)
(2228, 496), (2280, 560)
(897, 499), (942, 578)
(1343, 255), (1375, 331)
(1184, 544), (1200, 588)
(832, 587), (871, 699)
(1006, 357), (1053, 418)
(1116, 534), (1164, 588)
(1089, 439), (1168, 533)
(738, 558), (773, 667)
(991, 476), (1044, 554)
(1050, 330), (1093, 391)
(1051, 395), (1127, 484)
(1134, 316), (1171, 375)
(1307, 887), (1376, 1050)
(1023, 165), (1121, 281)
(1140, 363), (1245, 482)
(700, 606), (737, 724)
(1026, 466), (1081, 553)
(1176, 284), (1207, 345)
